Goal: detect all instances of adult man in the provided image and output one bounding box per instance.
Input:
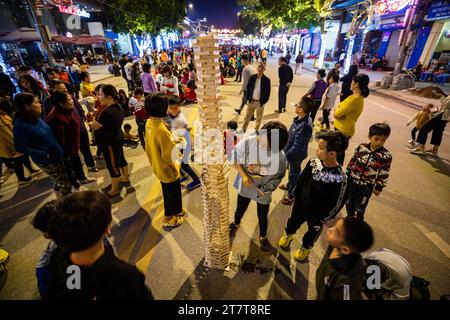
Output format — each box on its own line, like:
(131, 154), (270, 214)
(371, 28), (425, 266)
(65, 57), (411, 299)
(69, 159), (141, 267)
(285, 51), (292, 65)
(261, 48), (268, 65)
(119, 54), (129, 89)
(295, 52), (304, 75)
(0, 66), (16, 98)
(234, 55), (255, 116)
(327, 63), (340, 84)
(276, 57), (293, 113)
(124, 58), (134, 92)
(242, 62), (271, 133)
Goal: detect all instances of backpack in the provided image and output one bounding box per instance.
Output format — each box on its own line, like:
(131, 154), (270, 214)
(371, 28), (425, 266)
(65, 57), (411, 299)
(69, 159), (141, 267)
(409, 276), (431, 300)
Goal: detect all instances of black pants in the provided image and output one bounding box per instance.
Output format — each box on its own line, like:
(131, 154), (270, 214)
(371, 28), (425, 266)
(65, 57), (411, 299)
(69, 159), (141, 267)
(79, 129), (95, 168)
(136, 118), (147, 148)
(101, 143), (128, 178)
(63, 154), (86, 188)
(346, 178), (374, 221)
(237, 91), (248, 112)
(416, 114), (448, 146)
(322, 109), (331, 129)
(334, 128), (347, 165)
(411, 127), (418, 140)
(285, 200), (323, 249)
(181, 162), (200, 183)
(234, 194), (270, 237)
(161, 179), (183, 216)
(278, 85), (289, 112)
(235, 66), (243, 82)
(1, 155), (33, 181)
(310, 99), (322, 123)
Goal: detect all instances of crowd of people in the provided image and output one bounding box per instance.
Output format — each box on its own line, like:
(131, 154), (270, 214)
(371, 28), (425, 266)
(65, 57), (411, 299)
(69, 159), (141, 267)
(1, 42), (445, 301)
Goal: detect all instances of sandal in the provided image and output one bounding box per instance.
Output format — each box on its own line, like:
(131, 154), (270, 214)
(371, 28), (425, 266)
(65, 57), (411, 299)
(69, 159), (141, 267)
(119, 180), (131, 188)
(163, 216), (184, 227)
(279, 184), (288, 191)
(281, 197), (294, 205)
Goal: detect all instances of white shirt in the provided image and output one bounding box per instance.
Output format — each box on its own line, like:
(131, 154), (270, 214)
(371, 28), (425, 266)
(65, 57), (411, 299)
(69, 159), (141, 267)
(252, 76), (262, 101)
(340, 53), (346, 61)
(125, 62), (133, 80)
(321, 83), (340, 110)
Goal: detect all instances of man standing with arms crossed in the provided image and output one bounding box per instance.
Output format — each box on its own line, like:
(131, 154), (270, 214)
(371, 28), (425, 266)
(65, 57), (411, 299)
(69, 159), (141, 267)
(234, 55), (255, 116)
(276, 57), (294, 113)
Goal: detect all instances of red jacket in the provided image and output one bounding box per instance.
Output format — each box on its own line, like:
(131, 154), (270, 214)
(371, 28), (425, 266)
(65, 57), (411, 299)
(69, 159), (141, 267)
(46, 105), (81, 157)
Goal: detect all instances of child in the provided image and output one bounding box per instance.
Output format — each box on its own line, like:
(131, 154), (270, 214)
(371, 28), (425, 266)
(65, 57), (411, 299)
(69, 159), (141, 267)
(79, 72), (95, 98)
(279, 130), (349, 261)
(279, 97), (313, 205)
(129, 87), (148, 148)
(123, 123), (139, 148)
(304, 69), (327, 123)
(230, 121), (288, 252)
(32, 200), (59, 298)
(346, 123), (392, 220)
(42, 191), (153, 300)
(165, 96), (200, 191)
(224, 120), (238, 161)
(316, 216), (374, 300)
(144, 93), (187, 227)
(320, 74), (341, 130)
(406, 104), (432, 147)
(182, 81), (197, 105)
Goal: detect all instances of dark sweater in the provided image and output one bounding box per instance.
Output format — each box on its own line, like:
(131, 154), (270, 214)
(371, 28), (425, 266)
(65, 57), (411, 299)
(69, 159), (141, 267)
(46, 105), (81, 157)
(44, 245), (153, 300)
(246, 74), (271, 105)
(284, 115), (312, 163)
(294, 158), (348, 222)
(279, 64), (294, 85)
(316, 246), (367, 300)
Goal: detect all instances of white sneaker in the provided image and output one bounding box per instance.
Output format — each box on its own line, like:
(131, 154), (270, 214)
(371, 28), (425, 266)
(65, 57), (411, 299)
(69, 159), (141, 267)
(410, 147), (426, 155)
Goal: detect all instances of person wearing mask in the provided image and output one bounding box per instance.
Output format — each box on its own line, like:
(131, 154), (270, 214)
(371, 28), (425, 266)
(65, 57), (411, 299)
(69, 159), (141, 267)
(276, 57), (294, 113)
(13, 93), (72, 196)
(243, 62), (271, 133)
(234, 55), (255, 115)
(334, 73), (370, 165)
(340, 65), (359, 102)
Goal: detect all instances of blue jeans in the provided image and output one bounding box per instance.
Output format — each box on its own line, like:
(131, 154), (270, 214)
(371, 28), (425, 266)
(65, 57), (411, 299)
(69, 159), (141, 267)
(286, 161), (302, 199)
(346, 178), (374, 220)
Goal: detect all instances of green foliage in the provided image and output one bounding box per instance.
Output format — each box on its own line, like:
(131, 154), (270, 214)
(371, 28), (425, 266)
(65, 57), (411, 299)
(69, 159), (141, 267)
(105, 0), (186, 36)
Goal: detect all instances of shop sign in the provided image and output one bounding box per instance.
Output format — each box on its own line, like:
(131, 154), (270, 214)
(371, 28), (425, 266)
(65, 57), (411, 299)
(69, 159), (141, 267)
(427, 1), (450, 21)
(58, 4), (91, 18)
(375, 0), (411, 15)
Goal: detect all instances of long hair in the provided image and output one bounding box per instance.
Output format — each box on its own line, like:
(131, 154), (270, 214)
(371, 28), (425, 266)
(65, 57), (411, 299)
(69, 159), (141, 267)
(13, 92), (40, 122)
(18, 75), (42, 97)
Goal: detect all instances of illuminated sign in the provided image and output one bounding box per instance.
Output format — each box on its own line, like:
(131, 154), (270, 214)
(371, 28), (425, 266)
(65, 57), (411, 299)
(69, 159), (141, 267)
(58, 5), (91, 18)
(375, 0), (411, 15)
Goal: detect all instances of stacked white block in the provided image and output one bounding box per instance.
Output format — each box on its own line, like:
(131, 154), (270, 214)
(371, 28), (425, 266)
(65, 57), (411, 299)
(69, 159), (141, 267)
(193, 32), (231, 269)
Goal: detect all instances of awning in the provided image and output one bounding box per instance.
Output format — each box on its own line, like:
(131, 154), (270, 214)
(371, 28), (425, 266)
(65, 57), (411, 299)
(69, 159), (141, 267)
(0, 27), (41, 42)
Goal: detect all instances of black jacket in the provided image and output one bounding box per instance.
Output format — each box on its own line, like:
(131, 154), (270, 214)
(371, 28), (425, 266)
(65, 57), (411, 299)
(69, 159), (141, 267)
(279, 64), (293, 86)
(316, 246), (367, 300)
(0, 73), (16, 97)
(44, 245), (153, 300)
(246, 74), (271, 105)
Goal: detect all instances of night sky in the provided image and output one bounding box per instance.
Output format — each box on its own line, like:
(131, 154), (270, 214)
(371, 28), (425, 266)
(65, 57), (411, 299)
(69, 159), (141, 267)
(187, 0), (241, 28)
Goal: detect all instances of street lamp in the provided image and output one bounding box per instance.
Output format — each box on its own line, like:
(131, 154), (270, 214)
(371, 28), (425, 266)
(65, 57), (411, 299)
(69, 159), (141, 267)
(188, 3), (193, 9)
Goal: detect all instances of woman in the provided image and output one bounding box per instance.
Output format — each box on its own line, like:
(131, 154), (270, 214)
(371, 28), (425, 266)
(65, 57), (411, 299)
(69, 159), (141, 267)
(188, 64), (196, 86)
(18, 75), (48, 103)
(334, 73), (370, 164)
(161, 66), (179, 96)
(88, 85), (130, 197)
(340, 64), (358, 102)
(46, 91), (92, 188)
(0, 100), (39, 185)
(140, 63), (158, 96)
(131, 62), (142, 88)
(13, 93), (72, 196)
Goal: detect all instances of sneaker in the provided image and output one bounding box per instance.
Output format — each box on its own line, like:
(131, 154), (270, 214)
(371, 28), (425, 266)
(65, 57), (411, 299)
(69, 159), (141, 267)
(180, 175), (189, 183)
(294, 247), (311, 262)
(234, 109), (241, 115)
(410, 147), (426, 155)
(176, 208), (189, 217)
(187, 180), (201, 191)
(79, 178), (96, 185)
(278, 231), (294, 249)
(259, 237), (272, 252)
(283, 108), (286, 113)
(425, 149), (438, 157)
(279, 184), (288, 191)
(229, 222), (239, 239)
(274, 110), (282, 113)
(163, 215), (184, 227)
(119, 180), (132, 188)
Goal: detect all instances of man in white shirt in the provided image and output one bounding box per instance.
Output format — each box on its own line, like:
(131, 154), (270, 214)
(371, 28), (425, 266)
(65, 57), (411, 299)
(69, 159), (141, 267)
(234, 54), (255, 115)
(320, 74), (340, 130)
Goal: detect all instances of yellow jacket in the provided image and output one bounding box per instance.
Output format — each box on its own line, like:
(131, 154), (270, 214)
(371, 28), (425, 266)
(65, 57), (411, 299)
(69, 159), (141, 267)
(334, 95), (364, 137)
(0, 112), (21, 159)
(145, 118), (181, 183)
(80, 81), (95, 98)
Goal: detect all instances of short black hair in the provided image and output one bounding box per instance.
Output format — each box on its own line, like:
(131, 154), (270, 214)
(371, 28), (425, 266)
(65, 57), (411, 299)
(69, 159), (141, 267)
(142, 63), (151, 73)
(20, 65), (33, 72)
(31, 200), (58, 233)
(145, 93), (169, 118)
(162, 66), (172, 76)
(369, 123), (391, 138)
(332, 74), (340, 83)
(48, 79), (65, 90)
(342, 216), (374, 253)
(241, 54), (249, 62)
(124, 123), (132, 130)
(47, 191), (112, 252)
(101, 84), (120, 101)
(133, 87), (144, 96)
(45, 67), (58, 75)
(227, 120), (238, 130)
(279, 57), (287, 63)
(316, 130), (349, 155)
(168, 95), (181, 106)
(260, 121), (289, 151)
(318, 69), (326, 78)
(51, 90), (70, 106)
(79, 71), (89, 81)
(299, 96), (314, 114)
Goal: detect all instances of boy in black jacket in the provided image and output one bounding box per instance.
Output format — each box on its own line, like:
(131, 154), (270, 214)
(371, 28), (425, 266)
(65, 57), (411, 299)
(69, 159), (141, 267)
(279, 130), (349, 262)
(316, 216), (374, 300)
(44, 191), (153, 300)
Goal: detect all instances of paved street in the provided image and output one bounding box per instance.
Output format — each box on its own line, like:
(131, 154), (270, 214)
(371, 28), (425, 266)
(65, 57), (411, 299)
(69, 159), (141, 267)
(0, 58), (449, 300)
